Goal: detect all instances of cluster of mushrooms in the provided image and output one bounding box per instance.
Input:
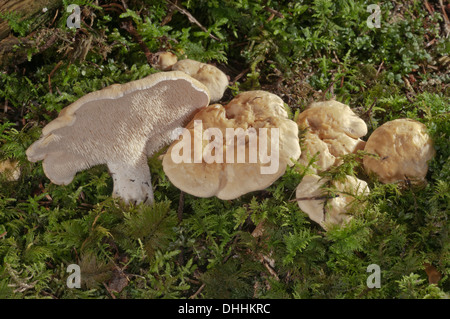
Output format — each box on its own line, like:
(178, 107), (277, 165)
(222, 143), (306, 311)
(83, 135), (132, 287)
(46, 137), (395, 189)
(294, 104), (434, 229)
(21, 53), (435, 230)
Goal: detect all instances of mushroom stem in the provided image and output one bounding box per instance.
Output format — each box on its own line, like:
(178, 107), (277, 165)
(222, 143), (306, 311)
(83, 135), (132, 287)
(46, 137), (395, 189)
(108, 158), (154, 205)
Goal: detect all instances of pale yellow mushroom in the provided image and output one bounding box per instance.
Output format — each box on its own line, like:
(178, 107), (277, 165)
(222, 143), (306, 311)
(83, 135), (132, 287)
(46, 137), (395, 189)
(171, 59), (229, 102)
(153, 54), (229, 103)
(153, 51), (178, 71)
(162, 90), (301, 200)
(296, 100), (367, 172)
(297, 100), (368, 139)
(299, 132), (336, 172)
(0, 159), (21, 181)
(363, 118), (435, 184)
(296, 174), (370, 230)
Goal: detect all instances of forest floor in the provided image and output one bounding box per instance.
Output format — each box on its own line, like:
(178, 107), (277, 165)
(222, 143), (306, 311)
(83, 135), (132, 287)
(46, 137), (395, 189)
(0, 0), (449, 299)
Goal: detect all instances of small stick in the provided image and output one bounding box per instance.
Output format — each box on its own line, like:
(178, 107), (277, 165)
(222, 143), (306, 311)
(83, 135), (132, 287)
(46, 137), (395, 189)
(363, 97), (378, 118)
(121, 20), (154, 66)
(376, 60), (384, 77)
(48, 61), (63, 94)
(231, 67), (250, 85)
(264, 7), (285, 19)
(189, 283), (205, 299)
(165, 0), (220, 41)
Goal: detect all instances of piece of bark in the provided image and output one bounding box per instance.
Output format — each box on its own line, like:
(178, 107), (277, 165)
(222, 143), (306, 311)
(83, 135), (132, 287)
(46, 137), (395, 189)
(0, 28), (59, 68)
(424, 263), (442, 285)
(0, 0), (62, 40)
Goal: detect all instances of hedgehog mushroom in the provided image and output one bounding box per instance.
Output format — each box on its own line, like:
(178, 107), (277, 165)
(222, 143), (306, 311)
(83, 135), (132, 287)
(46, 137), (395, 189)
(363, 118), (435, 184)
(152, 51), (178, 71)
(26, 71), (210, 205)
(296, 174), (369, 230)
(297, 100), (367, 172)
(0, 159), (21, 181)
(171, 59), (229, 102)
(300, 131), (336, 172)
(162, 90), (301, 200)
(152, 54), (229, 103)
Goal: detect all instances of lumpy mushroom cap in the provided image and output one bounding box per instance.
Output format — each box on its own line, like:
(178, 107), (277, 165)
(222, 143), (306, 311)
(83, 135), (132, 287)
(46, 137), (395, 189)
(153, 51), (178, 71)
(363, 118), (435, 184)
(26, 71), (210, 204)
(298, 132), (336, 172)
(296, 100), (368, 139)
(0, 159), (21, 181)
(162, 90), (301, 200)
(296, 174), (369, 229)
(296, 100), (367, 172)
(172, 59), (229, 102)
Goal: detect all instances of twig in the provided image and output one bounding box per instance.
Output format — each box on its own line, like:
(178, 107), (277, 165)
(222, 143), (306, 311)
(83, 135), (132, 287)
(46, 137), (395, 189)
(121, 0), (129, 10)
(439, 0), (450, 37)
(103, 282), (117, 299)
(231, 67), (250, 85)
(262, 258), (279, 280)
(263, 6), (285, 19)
(50, 9), (59, 27)
(189, 283), (205, 299)
(363, 97), (378, 118)
(165, 0), (220, 41)
(120, 20), (154, 66)
(101, 3), (125, 14)
(376, 60), (384, 77)
(424, 0), (434, 14)
(161, 0), (179, 26)
(321, 79), (336, 100)
(48, 61), (63, 94)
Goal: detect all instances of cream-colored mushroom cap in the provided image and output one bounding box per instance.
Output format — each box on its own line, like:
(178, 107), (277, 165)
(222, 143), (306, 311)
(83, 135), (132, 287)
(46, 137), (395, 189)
(0, 159), (21, 181)
(363, 118), (435, 184)
(162, 90), (301, 200)
(153, 51), (178, 71)
(26, 71), (210, 205)
(297, 100), (368, 139)
(298, 132), (336, 172)
(296, 100), (367, 172)
(172, 59), (229, 102)
(296, 174), (369, 230)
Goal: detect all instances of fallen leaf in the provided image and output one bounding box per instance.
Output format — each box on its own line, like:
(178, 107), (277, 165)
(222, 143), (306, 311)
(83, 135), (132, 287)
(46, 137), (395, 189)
(424, 263), (442, 284)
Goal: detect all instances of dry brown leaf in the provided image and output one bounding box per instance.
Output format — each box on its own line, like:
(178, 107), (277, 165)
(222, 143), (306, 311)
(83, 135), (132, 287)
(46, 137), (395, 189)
(424, 263), (442, 285)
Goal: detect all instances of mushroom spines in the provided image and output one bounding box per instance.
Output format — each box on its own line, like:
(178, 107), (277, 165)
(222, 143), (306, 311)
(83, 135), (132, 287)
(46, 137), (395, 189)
(26, 71), (211, 205)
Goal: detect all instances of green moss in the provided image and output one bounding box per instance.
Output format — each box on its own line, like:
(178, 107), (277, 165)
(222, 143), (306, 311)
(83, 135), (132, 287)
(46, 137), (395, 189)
(0, 0), (448, 299)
